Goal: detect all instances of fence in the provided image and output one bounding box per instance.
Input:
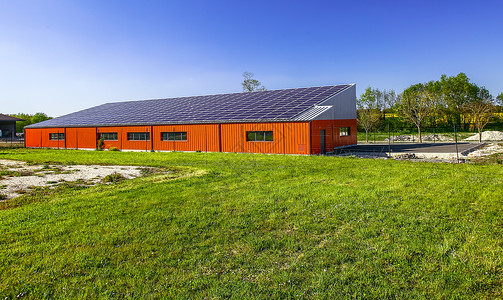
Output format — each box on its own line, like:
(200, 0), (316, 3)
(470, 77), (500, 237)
(0, 137), (25, 148)
(357, 125), (499, 144)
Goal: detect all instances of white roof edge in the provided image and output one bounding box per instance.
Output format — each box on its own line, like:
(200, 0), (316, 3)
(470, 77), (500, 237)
(290, 84), (355, 120)
(291, 105), (333, 121)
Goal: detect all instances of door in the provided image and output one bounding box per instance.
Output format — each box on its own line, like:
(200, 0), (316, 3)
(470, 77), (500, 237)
(320, 129), (326, 154)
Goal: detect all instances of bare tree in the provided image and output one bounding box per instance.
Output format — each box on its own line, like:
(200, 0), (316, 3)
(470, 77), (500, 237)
(242, 72), (266, 92)
(465, 87), (494, 142)
(357, 87), (382, 143)
(379, 89), (398, 122)
(398, 83), (436, 143)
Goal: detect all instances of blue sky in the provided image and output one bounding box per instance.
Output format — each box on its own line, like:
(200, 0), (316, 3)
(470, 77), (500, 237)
(1, 0), (502, 116)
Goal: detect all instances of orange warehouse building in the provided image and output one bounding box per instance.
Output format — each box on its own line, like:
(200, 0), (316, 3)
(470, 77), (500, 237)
(25, 85), (357, 155)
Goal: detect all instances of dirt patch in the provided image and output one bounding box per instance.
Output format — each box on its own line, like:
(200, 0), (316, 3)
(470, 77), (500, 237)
(464, 143), (503, 158)
(334, 143), (503, 163)
(464, 131), (503, 141)
(0, 160), (157, 200)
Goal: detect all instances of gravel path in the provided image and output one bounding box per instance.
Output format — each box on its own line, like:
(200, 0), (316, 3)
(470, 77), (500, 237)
(0, 160), (143, 200)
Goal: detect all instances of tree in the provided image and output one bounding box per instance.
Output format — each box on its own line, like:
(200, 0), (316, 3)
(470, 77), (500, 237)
(398, 83), (436, 143)
(439, 73), (478, 128)
(357, 87), (382, 143)
(465, 87), (494, 142)
(242, 72), (266, 92)
(377, 89), (398, 123)
(496, 92), (503, 106)
(10, 112), (52, 132)
(32, 112), (51, 124)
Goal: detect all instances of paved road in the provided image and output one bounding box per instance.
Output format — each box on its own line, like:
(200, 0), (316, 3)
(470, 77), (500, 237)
(335, 143), (484, 154)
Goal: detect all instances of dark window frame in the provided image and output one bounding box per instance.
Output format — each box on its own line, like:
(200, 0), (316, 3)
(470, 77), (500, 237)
(161, 132), (187, 141)
(127, 132), (150, 141)
(340, 127), (350, 136)
(246, 131), (274, 142)
(99, 132), (118, 141)
(49, 133), (65, 140)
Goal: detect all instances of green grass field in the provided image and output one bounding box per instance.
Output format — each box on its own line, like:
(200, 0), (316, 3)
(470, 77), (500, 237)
(1, 149), (503, 298)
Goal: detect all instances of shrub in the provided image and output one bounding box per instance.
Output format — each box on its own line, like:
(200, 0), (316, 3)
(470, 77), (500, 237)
(97, 138), (104, 151)
(108, 147), (120, 152)
(103, 173), (126, 183)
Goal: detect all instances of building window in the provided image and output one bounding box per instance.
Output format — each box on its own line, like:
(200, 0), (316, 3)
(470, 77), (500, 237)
(99, 132), (118, 141)
(246, 131), (273, 142)
(161, 132), (187, 141)
(49, 133), (65, 140)
(340, 127), (350, 136)
(127, 132), (150, 141)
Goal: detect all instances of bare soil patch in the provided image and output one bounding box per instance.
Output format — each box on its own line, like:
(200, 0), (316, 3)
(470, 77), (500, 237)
(0, 160), (156, 200)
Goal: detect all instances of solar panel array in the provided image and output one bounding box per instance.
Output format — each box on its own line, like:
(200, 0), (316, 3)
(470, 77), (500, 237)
(28, 85), (351, 128)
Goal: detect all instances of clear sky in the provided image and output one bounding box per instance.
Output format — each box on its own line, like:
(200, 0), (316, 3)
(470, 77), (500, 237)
(1, 0), (502, 117)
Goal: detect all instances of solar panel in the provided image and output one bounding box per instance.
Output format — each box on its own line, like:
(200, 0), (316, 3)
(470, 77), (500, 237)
(27, 84), (352, 128)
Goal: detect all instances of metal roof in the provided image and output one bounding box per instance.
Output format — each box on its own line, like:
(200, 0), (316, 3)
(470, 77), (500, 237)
(0, 114), (25, 122)
(27, 84), (352, 128)
(291, 105), (333, 121)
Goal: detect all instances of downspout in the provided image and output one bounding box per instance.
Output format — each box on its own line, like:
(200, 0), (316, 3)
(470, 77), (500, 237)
(331, 124), (334, 151)
(218, 124), (222, 152)
(308, 121), (312, 155)
(150, 125), (154, 151)
(282, 123), (286, 154)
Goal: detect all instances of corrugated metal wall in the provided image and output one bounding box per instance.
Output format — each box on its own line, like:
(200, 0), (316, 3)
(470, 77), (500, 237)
(97, 126), (152, 151)
(310, 119), (357, 154)
(153, 124), (220, 152)
(24, 128), (40, 147)
(26, 120), (354, 155)
(25, 128), (67, 149)
(66, 127), (97, 149)
(220, 122), (310, 154)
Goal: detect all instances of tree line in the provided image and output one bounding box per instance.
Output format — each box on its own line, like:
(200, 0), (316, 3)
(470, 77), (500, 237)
(10, 113), (52, 133)
(357, 73), (503, 142)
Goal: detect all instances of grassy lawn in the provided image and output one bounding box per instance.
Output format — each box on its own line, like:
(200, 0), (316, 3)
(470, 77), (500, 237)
(1, 149), (503, 298)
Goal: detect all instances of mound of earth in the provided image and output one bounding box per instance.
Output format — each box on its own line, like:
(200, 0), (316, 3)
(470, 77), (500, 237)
(464, 131), (503, 141)
(385, 134), (452, 142)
